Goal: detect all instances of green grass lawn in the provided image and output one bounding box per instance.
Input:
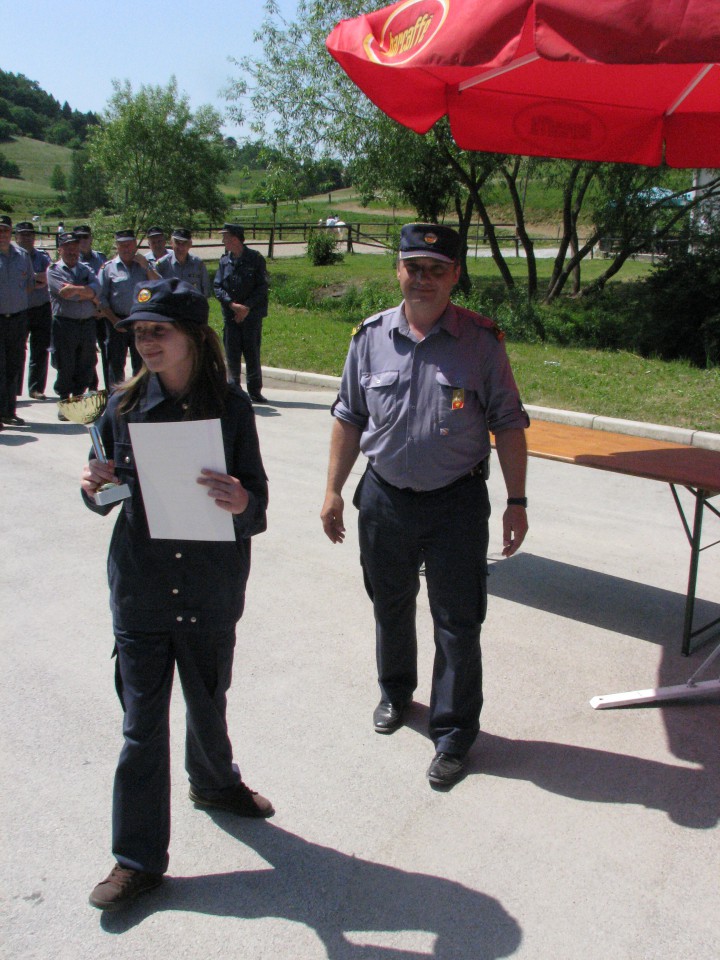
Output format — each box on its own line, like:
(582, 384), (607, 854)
(0, 136), (72, 206)
(206, 253), (719, 434)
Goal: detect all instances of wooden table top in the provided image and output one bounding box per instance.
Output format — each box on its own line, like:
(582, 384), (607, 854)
(524, 420), (720, 493)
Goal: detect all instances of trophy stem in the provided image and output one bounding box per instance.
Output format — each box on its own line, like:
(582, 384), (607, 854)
(88, 423), (107, 463)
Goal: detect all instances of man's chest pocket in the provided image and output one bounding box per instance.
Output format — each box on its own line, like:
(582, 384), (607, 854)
(361, 370), (399, 427)
(435, 372), (475, 433)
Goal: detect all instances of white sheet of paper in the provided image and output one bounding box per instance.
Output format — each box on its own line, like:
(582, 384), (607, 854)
(128, 419), (235, 541)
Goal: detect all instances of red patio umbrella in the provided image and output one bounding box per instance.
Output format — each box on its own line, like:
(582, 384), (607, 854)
(326, 0), (720, 167)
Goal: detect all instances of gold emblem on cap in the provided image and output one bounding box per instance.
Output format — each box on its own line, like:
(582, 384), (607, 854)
(424, 232), (438, 245)
(137, 288), (152, 303)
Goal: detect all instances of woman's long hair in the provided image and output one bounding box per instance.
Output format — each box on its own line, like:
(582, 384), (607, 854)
(115, 320), (229, 420)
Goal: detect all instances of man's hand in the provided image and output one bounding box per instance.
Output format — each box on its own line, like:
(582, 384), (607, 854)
(231, 302), (250, 323)
(197, 469), (249, 514)
(502, 505), (528, 557)
(321, 492), (346, 543)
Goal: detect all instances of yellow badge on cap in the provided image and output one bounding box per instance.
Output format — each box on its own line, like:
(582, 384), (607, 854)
(424, 232), (438, 245)
(137, 288), (152, 303)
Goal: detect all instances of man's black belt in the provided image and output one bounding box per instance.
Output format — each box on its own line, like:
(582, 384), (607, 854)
(1, 310), (27, 319)
(369, 457), (489, 495)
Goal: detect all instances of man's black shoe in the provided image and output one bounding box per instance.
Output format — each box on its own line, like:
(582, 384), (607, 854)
(427, 752), (466, 786)
(249, 392), (269, 404)
(373, 699), (408, 734)
(89, 863), (163, 911)
(2, 415), (25, 426)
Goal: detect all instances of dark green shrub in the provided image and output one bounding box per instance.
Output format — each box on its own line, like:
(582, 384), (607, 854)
(0, 151), (21, 178)
(307, 228), (343, 266)
(641, 240), (720, 367)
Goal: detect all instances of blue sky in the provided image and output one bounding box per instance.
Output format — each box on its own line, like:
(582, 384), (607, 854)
(3, 1), (300, 139)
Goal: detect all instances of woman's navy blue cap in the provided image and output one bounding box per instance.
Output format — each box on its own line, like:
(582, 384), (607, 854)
(399, 223), (460, 262)
(117, 278), (209, 328)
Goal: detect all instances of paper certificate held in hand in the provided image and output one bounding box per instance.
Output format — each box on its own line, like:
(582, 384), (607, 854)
(128, 419), (235, 541)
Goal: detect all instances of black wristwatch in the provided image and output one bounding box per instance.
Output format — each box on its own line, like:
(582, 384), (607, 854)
(506, 497), (528, 508)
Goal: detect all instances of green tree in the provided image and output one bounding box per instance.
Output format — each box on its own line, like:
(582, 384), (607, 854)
(67, 149), (110, 215)
(88, 78), (230, 233)
(50, 164), (67, 194)
(0, 152), (21, 179)
(250, 150), (302, 219)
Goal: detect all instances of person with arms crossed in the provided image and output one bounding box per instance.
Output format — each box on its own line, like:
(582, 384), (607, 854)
(74, 224), (108, 390)
(81, 279), (272, 911)
(47, 231), (102, 414)
(320, 223), (529, 787)
(99, 229), (158, 387)
(156, 228), (210, 296)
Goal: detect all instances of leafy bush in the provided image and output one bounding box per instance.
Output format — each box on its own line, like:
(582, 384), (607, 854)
(0, 119), (18, 142)
(641, 241), (720, 367)
(334, 282), (396, 323)
(307, 228), (343, 266)
(0, 151), (21, 179)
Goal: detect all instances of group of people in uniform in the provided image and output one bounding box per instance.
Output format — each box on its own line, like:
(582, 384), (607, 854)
(7, 208), (531, 912)
(0, 218), (270, 429)
(71, 221), (529, 912)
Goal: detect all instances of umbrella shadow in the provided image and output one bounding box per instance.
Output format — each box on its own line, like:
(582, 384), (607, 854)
(404, 704), (719, 829)
(100, 820), (522, 959)
(486, 552), (720, 646)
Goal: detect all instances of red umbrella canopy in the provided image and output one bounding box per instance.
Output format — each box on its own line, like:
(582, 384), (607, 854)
(326, 0), (720, 167)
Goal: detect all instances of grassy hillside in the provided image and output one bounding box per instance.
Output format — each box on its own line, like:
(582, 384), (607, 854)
(0, 136), (73, 209)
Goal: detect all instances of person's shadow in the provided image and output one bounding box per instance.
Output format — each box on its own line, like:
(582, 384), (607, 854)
(100, 819), (522, 958)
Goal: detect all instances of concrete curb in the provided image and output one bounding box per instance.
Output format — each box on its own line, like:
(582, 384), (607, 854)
(260, 364), (720, 452)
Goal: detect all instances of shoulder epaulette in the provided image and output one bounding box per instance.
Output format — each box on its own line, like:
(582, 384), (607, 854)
(471, 312), (505, 342)
(351, 311), (385, 338)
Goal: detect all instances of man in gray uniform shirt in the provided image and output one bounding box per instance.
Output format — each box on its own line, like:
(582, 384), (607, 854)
(321, 223), (529, 788)
(144, 226), (171, 269)
(14, 221), (52, 401)
(47, 231), (102, 410)
(99, 229), (158, 387)
(0, 215), (35, 427)
(156, 228), (210, 296)
(74, 225), (108, 390)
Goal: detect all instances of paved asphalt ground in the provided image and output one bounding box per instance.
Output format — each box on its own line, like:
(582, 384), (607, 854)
(2, 372), (719, 960)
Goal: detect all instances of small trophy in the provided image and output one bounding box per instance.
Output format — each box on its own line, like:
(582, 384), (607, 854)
(58, 391), (131, 506)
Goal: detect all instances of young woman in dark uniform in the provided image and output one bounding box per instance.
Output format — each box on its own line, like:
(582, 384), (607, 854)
(81, 279), (271, 911)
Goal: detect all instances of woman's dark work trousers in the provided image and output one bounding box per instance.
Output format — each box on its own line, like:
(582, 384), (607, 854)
(223, 315), (262, 395)
(105, 321), (142, 388)
(356, 468), (490, 757)
(112, 628), (240, 875)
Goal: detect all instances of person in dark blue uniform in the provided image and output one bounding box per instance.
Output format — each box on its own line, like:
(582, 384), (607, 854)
(81, 279), (271, 911)
(321, 224), (529, 788)
(213, 223), (269, 403)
